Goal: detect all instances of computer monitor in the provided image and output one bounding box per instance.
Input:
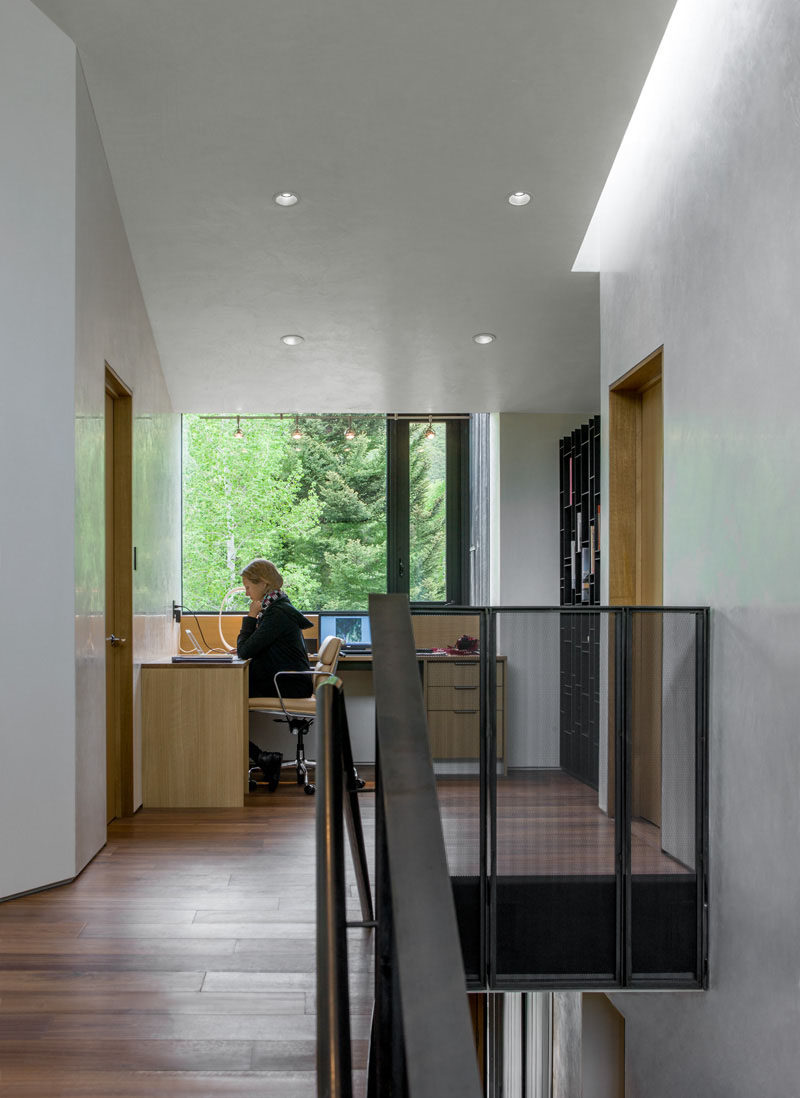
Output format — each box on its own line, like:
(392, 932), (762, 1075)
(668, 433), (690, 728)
(318, 613), (372, 649)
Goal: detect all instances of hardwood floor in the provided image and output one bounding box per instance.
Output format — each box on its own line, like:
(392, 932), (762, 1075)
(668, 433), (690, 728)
(0, 766), (686, 1095)
(0, 782), (375, 1098)
(437, 769), (691, 876)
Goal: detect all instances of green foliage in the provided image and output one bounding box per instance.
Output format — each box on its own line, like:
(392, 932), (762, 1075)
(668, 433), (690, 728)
(182, 414), (449, 612)
(409, 424), (447, 601)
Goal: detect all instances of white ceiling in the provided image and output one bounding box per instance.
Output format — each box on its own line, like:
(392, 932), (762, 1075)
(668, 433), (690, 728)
(34, 0), (676, 414)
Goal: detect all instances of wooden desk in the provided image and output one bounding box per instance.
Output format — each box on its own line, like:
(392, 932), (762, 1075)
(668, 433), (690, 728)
(141, 660), (249, 807)
(140, 643), (507, 808)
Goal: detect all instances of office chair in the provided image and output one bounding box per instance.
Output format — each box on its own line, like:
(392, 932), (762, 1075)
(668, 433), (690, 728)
(248, 635), (342, 795)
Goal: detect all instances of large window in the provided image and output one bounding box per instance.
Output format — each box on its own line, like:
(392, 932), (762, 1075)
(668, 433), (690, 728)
(181, 413), (468, 611)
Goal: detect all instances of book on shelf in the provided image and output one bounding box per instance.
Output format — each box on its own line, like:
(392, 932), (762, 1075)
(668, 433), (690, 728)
(570, 540), (576, 589)
(581, 548), (591, 604)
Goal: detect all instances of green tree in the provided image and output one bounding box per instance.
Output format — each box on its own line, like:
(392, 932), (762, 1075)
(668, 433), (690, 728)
(182, 414), (392, 611)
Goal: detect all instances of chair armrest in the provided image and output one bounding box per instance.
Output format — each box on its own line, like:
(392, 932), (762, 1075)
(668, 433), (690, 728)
(272, 669), (315, 721)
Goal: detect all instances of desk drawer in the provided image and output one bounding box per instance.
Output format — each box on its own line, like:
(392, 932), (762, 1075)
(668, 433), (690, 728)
(427, 686), (504, 710)
(426, 660), (479, 687)
(427, 684), (480, 711)
(427, 710), (480, 758)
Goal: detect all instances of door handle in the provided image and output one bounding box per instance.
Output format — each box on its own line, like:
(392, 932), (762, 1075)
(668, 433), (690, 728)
(107, 634), (127, 647)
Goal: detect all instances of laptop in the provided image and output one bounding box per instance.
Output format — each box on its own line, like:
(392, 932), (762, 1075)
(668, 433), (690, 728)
(318, 612), (372, 653)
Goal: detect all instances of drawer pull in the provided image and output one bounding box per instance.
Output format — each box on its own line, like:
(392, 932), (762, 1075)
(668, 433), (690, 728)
(454, 684), (478, 691)
(454, 708), (479, 715)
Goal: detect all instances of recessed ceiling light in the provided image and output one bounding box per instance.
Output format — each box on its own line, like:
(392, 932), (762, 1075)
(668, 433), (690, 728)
(281, 334), (304, 346)
(274, 192), (299, 206)
(473, 333), (496, 345)
(508, 191), (531, 206)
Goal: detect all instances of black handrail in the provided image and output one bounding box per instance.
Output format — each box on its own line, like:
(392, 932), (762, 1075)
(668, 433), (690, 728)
(369, 594), (482, 1098)
(316, 675), (373, 1098)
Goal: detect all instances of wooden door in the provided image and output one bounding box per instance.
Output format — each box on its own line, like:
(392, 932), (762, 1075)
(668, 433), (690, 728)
(608, 350), (663, 825)
(105, 367), (134, 821)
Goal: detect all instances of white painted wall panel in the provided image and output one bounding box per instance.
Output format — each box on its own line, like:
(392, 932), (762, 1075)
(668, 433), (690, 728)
(579, 0), (800, 1091)
(495, 413), (596, 767)
(0, 0), (77, 898)
(75, 62), (180, 859)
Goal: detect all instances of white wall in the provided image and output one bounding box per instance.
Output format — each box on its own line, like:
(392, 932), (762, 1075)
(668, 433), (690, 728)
(75, 60), (180, 860)
(494, 413), (593, 606)
(493, 413), (595, 768)
(578, 0), (800, 1092)
(0, 0), (77, 899)
(0, 0), (179, 898)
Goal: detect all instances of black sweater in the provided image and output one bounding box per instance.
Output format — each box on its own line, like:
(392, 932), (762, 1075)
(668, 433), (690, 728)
(237, 596), (313, 698)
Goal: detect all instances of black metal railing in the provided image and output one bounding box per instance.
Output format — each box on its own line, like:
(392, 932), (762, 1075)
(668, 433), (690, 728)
(315, 595), (483, 1098)
(315, 676), (374, 1098)
(389, 602), (709, 991)
(316, 599), (709, 1092)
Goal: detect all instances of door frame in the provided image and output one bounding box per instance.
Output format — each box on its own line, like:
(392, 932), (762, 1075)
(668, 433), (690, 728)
(105, 364), (134, 819)
(607, 347), (664, 819)
(608, 346), (663, 606)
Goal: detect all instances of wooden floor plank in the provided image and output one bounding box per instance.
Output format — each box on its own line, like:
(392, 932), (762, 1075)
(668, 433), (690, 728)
(0, 1071), (323, 1098)
(0, 784), (366, 1096)
(0, 766), (686, 1096)
(0, 992), (307, 1015)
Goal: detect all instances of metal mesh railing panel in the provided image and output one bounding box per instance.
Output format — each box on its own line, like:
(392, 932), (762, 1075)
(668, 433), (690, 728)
(492, 609), (619, 983)
(628, 609), (701, 981)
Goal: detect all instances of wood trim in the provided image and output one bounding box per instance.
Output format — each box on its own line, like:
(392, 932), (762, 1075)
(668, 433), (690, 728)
(608, 391), (639, 606)
(609, 345), (663, 392)
(607, 349), (663, 821)
(180, 613), (319, 654)
(105, 365), (134, 818)
(104, 391), (118, 822)
(104, 364), (132, 399)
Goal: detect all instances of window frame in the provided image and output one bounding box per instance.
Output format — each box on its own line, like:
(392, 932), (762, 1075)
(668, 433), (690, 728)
(180, 412), (470, 610)
(386, 416), (470, 605)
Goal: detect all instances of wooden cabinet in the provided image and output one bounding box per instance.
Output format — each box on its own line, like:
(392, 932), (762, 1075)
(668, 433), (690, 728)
(141, 661), (249, 807)
(423, 657), (506, 764)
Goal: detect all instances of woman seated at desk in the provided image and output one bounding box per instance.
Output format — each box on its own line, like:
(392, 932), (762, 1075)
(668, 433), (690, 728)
(237, 558), (313, 775)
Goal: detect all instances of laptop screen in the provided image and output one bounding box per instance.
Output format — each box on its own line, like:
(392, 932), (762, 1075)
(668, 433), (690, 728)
(318, 613), (372, 648)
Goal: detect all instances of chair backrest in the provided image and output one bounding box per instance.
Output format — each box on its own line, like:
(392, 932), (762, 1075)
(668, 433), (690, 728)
(313, 635), (342, 688)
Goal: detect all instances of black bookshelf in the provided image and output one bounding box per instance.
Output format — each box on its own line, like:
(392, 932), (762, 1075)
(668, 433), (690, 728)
(559, 416), (601, 788)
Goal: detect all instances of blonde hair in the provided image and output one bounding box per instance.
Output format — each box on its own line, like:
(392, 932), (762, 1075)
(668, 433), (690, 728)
(241, 558), (283, 591)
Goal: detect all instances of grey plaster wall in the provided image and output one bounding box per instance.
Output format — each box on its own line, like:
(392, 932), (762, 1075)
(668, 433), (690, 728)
(494, 413), (595, 768)
(0, 0), (77, 900)
(0, 0), (180, 898)
(75, 59), (180, 843)
(577, 0), (800, 1092)
(552, 991), (582, 1098)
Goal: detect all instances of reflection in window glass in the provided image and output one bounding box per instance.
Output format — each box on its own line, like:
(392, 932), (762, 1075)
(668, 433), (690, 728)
(182, 414), (387, 611)
(409, 422), (447, 601)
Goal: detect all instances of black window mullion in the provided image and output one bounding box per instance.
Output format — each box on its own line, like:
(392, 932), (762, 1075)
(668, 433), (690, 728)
(386, 418), (410, 595)
(446, 418), (470, 604)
